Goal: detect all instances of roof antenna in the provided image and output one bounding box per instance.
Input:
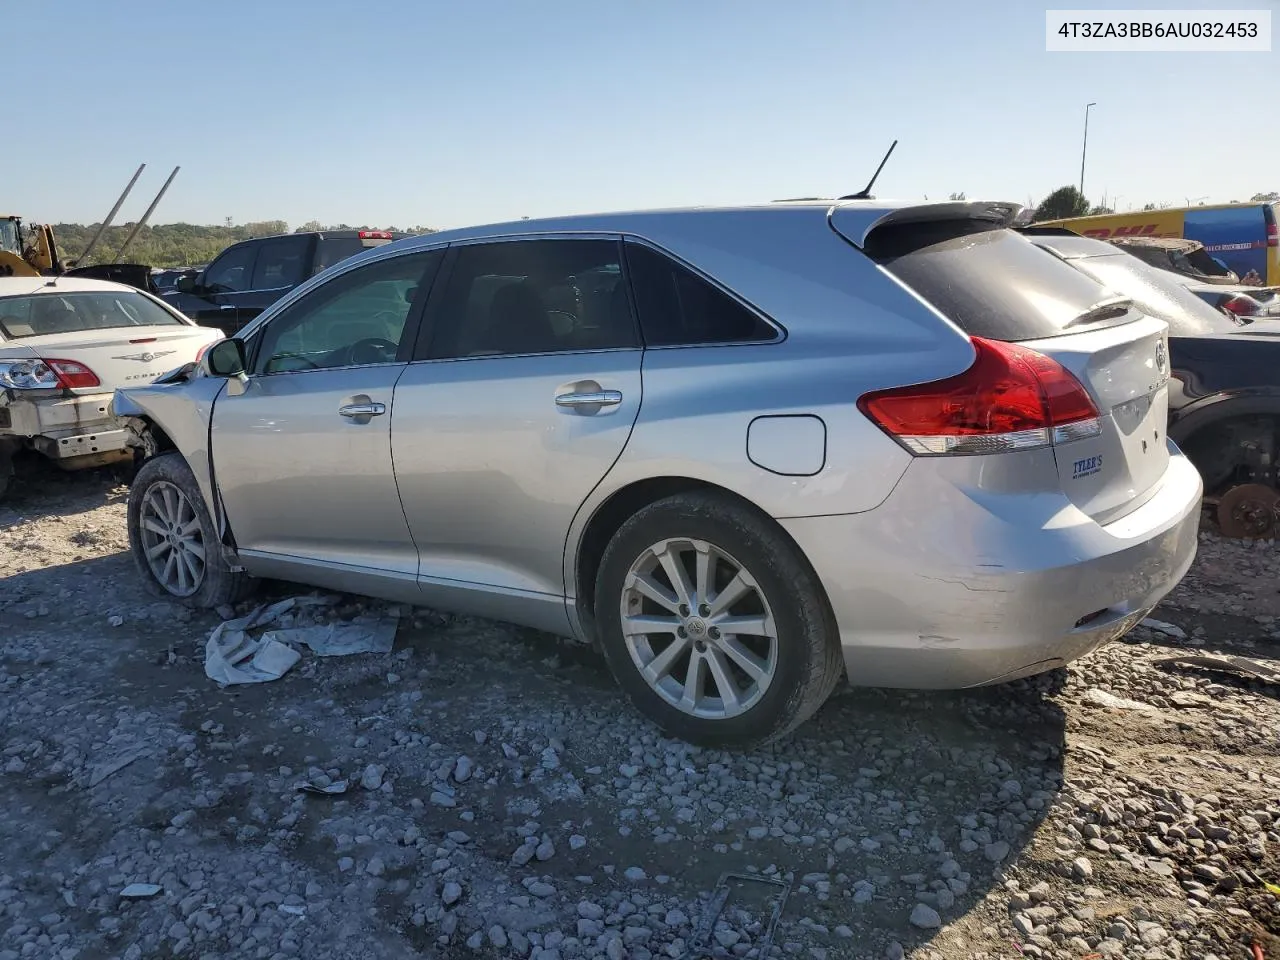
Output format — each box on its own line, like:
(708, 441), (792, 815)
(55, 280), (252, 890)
(838, 140), (898, 201)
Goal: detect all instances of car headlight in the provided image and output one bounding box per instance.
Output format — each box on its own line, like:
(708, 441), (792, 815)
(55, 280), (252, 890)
(0, 360), (61, 390)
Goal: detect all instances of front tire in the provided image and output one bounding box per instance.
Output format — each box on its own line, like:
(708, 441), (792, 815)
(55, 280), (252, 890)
(594, 492), (843, 747)
(127, 453), (249, 608)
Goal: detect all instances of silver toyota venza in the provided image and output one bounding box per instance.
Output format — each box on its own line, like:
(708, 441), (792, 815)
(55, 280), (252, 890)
(114, 200), (1202, 746)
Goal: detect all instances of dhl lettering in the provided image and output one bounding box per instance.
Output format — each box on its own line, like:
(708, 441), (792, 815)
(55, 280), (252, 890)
(1080, 225), (1178, 240)
(1111, 224), (1159, 238)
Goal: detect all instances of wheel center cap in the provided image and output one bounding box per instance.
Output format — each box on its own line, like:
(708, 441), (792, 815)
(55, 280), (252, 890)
(686, 617), (707, 638)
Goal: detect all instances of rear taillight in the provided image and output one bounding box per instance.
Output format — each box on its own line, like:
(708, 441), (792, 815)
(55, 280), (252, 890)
(857, 337), (1102, 455)
(358, 230), (393, 240)
(1266, 220), (1277, 248)
(194, 339), (220, 363)
(1221, 295), (1260, 317)
(45, 359), (101, 389)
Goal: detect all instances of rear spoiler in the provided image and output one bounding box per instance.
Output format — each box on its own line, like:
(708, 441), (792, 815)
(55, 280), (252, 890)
(831, 201), (1022, 249)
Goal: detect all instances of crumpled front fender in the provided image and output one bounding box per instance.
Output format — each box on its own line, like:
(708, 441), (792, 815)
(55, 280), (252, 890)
(111, 376), (227, 520)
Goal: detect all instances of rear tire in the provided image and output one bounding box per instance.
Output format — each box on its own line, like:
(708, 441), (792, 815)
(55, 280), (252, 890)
(127, 452), (250, 608)
(594, 492), (843, 747)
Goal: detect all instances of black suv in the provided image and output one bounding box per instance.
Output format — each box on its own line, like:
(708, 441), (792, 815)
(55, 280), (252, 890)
(1026, 228), (1280, 537)
(162, 230), (396, 335)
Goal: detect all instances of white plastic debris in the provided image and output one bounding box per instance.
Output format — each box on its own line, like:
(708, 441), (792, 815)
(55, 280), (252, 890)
(88, 745), (151, 787)
(203, 596), (400, 686)
(119, 883), (162, 899)
(205, 628), (301, 686)
(265, 615), (399, 658)
(1140, 618), (1187, 640)
(1084, 688), (1159, 711)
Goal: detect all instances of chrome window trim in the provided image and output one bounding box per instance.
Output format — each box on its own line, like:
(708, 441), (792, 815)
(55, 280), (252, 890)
(406, 345), (642, 367)
(255, 359), (408, 379)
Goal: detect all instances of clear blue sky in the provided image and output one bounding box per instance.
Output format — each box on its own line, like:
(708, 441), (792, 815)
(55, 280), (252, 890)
(14, 0), (1277, 229)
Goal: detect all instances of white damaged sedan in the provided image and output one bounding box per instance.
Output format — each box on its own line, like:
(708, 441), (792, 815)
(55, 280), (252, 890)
(0, 275), (221, 496)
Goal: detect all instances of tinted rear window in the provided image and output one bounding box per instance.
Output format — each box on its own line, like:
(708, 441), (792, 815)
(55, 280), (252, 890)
(867, 222), (1116, 341)
(314, 238), (364, 275)
(1063, 253), (1242, 337)
(625, 242), (778, 346)
(0, 291), (183, 339)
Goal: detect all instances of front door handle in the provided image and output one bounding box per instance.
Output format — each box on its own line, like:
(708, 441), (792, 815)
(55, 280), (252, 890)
(339, 401), (386, 418)
(555, 390), (623, 408)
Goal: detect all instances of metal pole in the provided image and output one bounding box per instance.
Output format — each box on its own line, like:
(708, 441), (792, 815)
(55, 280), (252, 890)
(1079, 102), (1096, 197)
(114, 166), (180, 261)
(74, 163), (145, 267)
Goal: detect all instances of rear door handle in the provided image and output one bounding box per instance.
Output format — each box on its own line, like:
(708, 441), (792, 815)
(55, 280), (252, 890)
(555, 390), (623, 408)
(339, 401), (386, 418)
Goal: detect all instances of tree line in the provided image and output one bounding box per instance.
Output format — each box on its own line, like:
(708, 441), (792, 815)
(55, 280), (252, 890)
(1027, 188), (1277, 223)
(52, 221), (437, 269)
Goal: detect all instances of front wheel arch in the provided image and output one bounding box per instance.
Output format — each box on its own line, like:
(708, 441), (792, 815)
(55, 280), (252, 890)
(127, 452), (251, 608)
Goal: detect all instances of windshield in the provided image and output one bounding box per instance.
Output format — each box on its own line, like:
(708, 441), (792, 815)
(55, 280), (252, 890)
(0, 291), (185, 339)
(1063, 253), (1243, 337)
(0, 220), (18, 254)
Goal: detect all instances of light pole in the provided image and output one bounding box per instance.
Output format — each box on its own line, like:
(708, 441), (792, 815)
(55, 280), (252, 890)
(1079, 102), (1097, 197)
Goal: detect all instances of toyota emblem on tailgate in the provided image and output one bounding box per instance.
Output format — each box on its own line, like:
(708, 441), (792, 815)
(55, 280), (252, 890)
(1155, 339), (1167, 375)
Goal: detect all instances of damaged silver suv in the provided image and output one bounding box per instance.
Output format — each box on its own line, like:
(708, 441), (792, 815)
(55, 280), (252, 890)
(114, 201), (1202, 746)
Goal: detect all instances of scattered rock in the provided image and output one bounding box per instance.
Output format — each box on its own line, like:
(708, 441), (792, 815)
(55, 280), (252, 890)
(909, 904), (941, 929)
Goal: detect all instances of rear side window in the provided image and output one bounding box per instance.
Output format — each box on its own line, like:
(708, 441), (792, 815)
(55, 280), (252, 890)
(251, 236), (309, 290)
(427, 240), (637, 359)
(314, 237), (364, 275)
(867, 222), (1115, 341)
(625, 242), (777, 346)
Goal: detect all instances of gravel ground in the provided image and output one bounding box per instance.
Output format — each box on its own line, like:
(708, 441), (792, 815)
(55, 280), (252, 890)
(1, 466), (1278, 960)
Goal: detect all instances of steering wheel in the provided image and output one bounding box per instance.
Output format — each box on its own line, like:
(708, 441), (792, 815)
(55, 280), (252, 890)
(348, 337), (399, 365)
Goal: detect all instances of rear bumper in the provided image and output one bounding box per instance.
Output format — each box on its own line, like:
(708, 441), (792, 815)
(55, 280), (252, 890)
(780, 447), (1203, 689)
(0, 392), (129, 459)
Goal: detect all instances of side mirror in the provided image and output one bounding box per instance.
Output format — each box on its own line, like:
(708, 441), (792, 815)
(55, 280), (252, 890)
(205, 338), (247, 379)
(176, 274), (198, 294)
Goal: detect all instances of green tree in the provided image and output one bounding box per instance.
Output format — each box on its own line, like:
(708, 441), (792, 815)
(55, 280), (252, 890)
(948, 191), (966, 201)
(1032, 186), (1090, 222)
(1251, 191), (1279, 202)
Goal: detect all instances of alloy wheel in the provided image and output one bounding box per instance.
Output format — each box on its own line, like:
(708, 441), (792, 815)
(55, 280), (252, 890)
(138, 480), (206, 597)
(619, 537), (778, 720)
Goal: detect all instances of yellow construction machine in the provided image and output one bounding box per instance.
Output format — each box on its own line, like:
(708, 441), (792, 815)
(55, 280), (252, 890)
(0, 215), (62, 276)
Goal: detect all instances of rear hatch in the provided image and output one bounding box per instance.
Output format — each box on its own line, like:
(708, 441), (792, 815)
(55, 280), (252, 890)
(833, 203), (1171, 524)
